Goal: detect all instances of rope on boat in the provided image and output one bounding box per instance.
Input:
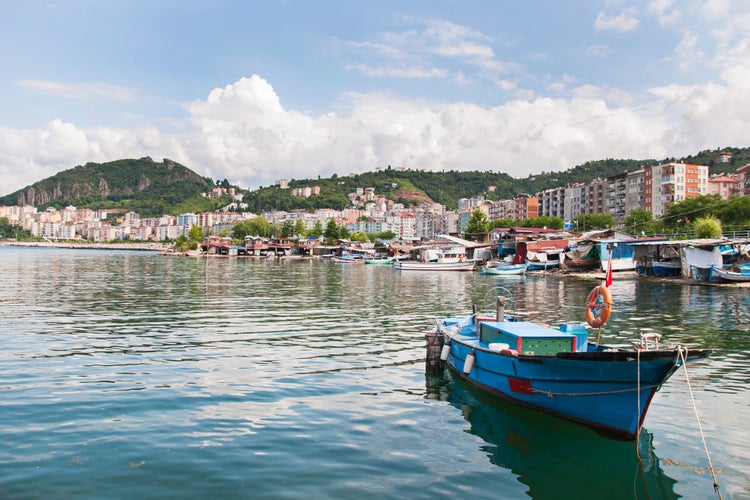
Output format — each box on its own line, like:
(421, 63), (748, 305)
(678, 346), (722, 499)
(636, 348), (642, 460)
(529, 384), (660, 397)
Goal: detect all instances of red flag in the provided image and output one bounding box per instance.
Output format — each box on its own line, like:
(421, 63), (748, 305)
(605, 244), (613, 287)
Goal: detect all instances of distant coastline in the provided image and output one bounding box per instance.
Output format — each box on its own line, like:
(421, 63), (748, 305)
(0, 240), (169, 252)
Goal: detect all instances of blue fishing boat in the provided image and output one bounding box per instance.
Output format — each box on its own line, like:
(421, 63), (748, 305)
(526, 260), (560, 271)
(480, 263), (527, 275)
(434, 288), (710, 440)
(709, 264), (750, 282)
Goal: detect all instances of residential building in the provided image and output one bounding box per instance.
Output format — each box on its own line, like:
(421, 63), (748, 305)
(625, 169), (646, 215)
(708, 175), (741, 199)
(737, 164), (750, 196)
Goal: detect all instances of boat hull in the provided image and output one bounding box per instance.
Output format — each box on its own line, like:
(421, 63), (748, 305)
(363, 258), (393, 265)
(710, 265), (750, 282)
(651, 261), (681, 277)
(394, 260), (476, 271)
(526, 261), (560, 271)
(439, 319), (709, 439)
(481, 264), (527, 275)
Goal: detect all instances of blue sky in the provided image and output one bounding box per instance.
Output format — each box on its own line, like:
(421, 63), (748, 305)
(1, 0), (749, 196)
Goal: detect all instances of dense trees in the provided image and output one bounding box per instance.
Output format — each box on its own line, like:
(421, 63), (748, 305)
(662, 194), (749, 234)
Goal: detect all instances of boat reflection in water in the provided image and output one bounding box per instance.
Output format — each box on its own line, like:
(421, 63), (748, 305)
(425, 372), (679, 499)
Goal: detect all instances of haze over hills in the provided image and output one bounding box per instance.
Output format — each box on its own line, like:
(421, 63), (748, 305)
(1, 147), (747, 217)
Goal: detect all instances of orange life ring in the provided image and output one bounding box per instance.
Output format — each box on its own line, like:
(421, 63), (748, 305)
(585, 285), (613, 328)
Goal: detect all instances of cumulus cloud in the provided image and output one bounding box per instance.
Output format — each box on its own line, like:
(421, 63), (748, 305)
(674, 30), (705, 71)
(342, 18), (515, 82)
(1, 67), (749, 196)
(585, 44), (613, 58)
(14, 80), (136, 101)
(595, 9), (640, 32)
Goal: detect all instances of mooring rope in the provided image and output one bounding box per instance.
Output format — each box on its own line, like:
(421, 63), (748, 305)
(678, 346), (722, 499)
(529, 383), (660, 398)
(636, 348), (642, 460)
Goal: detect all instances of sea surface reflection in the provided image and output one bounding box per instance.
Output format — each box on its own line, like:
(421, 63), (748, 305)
(0, 247), (747, 498)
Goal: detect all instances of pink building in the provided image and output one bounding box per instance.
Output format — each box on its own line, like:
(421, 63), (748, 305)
(708, 175), (741, 199)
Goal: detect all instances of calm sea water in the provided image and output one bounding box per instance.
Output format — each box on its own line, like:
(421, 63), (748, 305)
(1, 247), (748, 499)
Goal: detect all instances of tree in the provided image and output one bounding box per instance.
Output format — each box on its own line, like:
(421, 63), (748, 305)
(375, 230), (397, 240)
(465, 208), (489, 240)
(350, 231), (370, 243)
(715, 195), (750, 231)
(663, 194), (722, 230)
(0, 216), (11, 237)
(294, 219), (306, 237)
(281, 220), (295, 238)
(693, 216), (722, 238)
(324, 219), (339, 242)
(308, 220), (323, 238)
(522, 216), (563, 230)
(232, 217), (272, 240)
(624, 208), (655, 235)
(187, 225), (203, 241)
(574, 213), (615, 232)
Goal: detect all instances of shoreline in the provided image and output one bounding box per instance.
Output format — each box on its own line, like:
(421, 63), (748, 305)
(0, 240), (170, 252)
(3, 241), (747, 287)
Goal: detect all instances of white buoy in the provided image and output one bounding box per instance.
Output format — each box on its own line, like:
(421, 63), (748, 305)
(440, 342), (451, 361)
(463, 351), (475, 374)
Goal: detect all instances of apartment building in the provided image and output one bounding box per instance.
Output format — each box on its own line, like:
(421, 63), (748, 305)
(708, 175), (741, 199)
(625, 169), (646, 215)
(537, 186), (566, 219)
(586, 178), (606, 216)
(735, 164), (750, 196)
(563, 184), (587, 222)
(647, 162), (709, 218)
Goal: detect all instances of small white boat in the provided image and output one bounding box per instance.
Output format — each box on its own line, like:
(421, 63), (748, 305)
(394, 244), (477, 272)
(394, 260), (476, 272)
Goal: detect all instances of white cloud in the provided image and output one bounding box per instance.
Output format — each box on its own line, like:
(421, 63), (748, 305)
(2, 70), (750, 196)
(673, 30), (705, 71)
(595, 9), (640, 32)
(344, 63), (450, 79)
(585, 44), (614, 58)
(14, 80), (136, 101)
(343, 18), (514, 82)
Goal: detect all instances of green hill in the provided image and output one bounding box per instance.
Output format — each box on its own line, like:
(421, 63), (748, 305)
(2, 147), (747, 216)
(0, 157), (223, 217)
(240, 147), (749, 212)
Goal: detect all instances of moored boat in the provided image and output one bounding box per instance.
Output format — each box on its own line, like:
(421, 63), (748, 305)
(395, 260), (476, 271)
(433, 288), (710, 440)
(363, 256), (394, 265)
(651, 259), (682, 277)
(332, 254), (364, 264)
(394, 244), (477, 271)
(526, 259), (560, 271)
(480, 263), (527, 275)
(709, 264), (750, 282)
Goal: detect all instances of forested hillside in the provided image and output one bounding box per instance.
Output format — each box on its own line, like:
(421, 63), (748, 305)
(0, 157), (223, 217)
(2, 147), (746, 216)
(241, 147), (748, 212)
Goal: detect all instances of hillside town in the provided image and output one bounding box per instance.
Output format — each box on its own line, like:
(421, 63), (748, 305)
(1, 158), (748, 243)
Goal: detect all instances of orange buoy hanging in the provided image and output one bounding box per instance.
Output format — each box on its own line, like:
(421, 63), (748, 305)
(585, 285), (613, 328)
